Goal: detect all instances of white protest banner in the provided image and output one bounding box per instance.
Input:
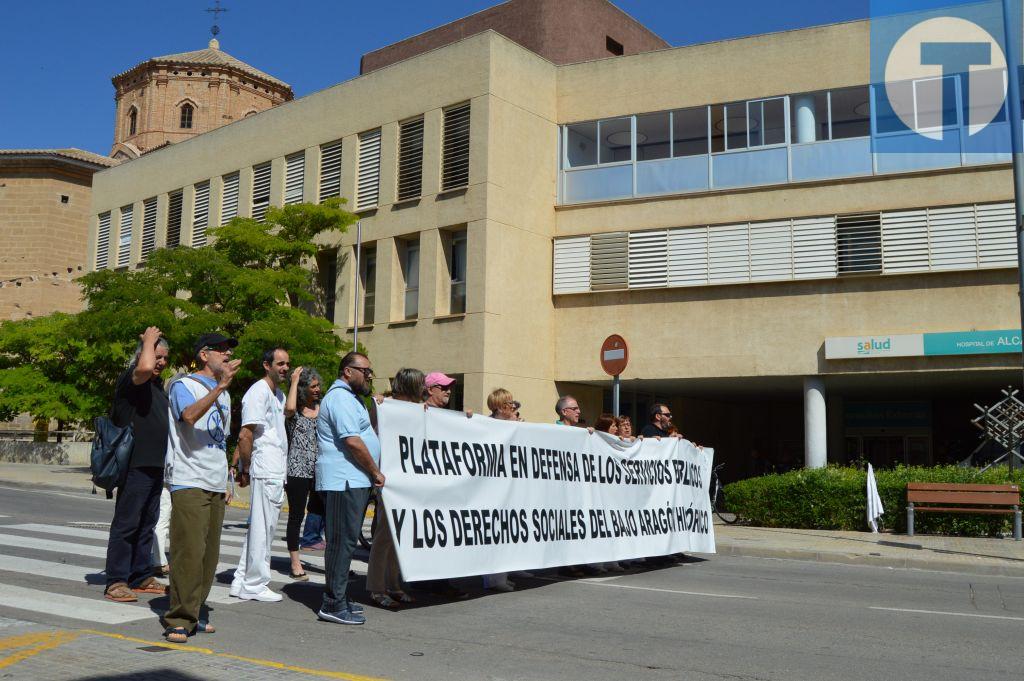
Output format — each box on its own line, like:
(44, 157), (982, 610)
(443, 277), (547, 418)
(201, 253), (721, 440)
(377, 400), (716, 581)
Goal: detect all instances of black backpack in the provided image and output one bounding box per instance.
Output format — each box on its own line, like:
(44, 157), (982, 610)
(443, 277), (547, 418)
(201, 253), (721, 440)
(90, 415), (134, 499)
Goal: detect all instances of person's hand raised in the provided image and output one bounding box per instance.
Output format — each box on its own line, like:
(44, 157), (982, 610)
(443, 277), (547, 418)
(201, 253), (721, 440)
(291, 366), (304, 382)
(140, 326), (162, 346)
(215, 359), (242, 388)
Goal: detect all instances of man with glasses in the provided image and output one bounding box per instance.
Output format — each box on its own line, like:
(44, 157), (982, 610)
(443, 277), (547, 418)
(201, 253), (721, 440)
(163, 333), (240, 643)
(641, 403), (678, 439)
(424, 372), (457, 408)
(315, 352), (383, 626)
(555, 395), (583, 426)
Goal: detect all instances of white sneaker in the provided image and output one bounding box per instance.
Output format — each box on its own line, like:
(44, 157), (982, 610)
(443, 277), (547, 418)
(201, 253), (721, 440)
(239, 587), (283, 602)
(229, 580), (242, 598)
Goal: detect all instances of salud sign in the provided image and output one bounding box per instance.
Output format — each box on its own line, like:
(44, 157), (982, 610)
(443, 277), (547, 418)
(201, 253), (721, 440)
(600, 334), (629, 376)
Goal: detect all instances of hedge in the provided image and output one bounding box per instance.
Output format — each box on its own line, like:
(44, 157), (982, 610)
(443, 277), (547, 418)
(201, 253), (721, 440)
(723, 465), (1024, 536)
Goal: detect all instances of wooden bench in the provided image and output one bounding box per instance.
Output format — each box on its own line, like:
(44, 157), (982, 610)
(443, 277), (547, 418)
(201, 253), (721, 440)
(906, 483), (1021, 540)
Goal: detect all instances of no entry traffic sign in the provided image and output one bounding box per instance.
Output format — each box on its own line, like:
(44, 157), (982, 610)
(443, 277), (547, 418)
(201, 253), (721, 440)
(600, 334), (628, 377)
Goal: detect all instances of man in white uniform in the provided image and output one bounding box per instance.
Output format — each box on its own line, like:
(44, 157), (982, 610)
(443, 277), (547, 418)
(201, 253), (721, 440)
(231, 347), (290, 602)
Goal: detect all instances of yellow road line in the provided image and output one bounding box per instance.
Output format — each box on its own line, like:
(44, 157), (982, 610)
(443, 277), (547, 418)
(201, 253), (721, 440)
(81, 630), (390, 681)
(0, 631), (79, 670)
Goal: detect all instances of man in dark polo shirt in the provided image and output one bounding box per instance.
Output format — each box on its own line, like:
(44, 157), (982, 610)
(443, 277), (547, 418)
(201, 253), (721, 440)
(103, 326), (172, 603)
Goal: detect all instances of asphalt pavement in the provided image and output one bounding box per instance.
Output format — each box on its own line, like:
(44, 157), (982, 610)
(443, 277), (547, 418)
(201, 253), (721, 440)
(0, 483), (1021, 680)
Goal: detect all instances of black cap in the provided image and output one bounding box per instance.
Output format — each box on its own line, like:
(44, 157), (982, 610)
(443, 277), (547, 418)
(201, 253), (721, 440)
(194, 333), (238, 357)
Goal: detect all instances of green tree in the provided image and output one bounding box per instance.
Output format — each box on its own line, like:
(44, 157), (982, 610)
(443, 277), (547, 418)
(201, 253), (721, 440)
(0, 199), (355, 427)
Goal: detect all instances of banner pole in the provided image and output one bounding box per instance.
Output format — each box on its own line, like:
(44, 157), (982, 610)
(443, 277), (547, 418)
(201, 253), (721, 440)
(352, 220), (362, 352)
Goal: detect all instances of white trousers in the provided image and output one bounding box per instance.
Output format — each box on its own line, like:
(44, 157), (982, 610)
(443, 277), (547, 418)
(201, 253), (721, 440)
(151, 486), (171, 566)
(233, 477), (285, 596)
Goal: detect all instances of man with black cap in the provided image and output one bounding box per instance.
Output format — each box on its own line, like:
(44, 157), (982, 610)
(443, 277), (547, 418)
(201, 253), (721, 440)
(162, 333), (240, 644)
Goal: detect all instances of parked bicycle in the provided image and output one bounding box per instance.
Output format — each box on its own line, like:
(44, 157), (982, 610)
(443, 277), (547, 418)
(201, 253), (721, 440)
(709, 463), (739, 524)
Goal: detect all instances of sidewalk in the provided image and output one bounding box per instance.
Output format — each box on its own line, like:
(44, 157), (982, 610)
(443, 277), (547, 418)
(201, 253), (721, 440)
(0, 616), (381, 680)
(0, 462), (1020, 577)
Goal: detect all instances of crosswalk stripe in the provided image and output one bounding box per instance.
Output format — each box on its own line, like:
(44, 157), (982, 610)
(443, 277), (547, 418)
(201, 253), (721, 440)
(0, 583), (154, 624)
(0, 524), (367, 574)
(0, 531), (350, 586)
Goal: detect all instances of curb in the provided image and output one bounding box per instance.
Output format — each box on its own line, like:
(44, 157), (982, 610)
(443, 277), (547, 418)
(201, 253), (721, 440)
(711, 542), (1024, 578)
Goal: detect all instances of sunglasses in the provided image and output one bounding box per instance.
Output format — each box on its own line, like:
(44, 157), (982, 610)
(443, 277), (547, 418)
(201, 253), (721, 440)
(349, 366), (374, 378)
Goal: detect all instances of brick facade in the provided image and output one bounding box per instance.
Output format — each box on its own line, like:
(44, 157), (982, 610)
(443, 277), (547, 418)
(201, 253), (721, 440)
(0, 154), (111, 321)
(360, 0), (669, 73)
(111, 39), (293, 159)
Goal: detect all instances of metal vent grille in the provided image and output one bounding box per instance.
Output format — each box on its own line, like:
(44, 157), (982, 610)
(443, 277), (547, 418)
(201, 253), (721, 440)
(95, 212), (111, 269)
(140, 198), (157, 260)
(318, 140), (342, 202)
(356, 129), (381, 211)
(442, 102), (471, 191)
(836, 212), (882, 275)
(166, 191), (183, 248)
(192, 181), (210, 247)
(284, 152), (304, 205)
(590, 231), (628, 291)
(397, 117), (425, 201)
(221, 172), (239, 223)
(251, 162), (272, 222)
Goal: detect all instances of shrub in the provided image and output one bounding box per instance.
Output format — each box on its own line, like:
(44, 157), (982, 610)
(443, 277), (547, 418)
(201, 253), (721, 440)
(723, 465), (1023, 536)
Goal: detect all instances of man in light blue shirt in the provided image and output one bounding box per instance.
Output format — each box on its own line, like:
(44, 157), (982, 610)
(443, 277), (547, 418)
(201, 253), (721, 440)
(315, 351), (383, 626)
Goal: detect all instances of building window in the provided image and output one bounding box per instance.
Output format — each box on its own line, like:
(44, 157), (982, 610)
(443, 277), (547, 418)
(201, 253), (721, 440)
(356, 129), (382, 211)
(284, 151), (304, 205)
(252, 162), (272, 221)
(167, 190), (183, 248)
(401, 239), (420, 320)
(128, 108), (137, 136)
(836, 213), (882, 275)
(565, 117), (632, 168)
(221, 171), (239, 223)
(318, 140), (342, 202)
(141, 197), (157, 260)
(180, 103), (194, 129)
(117, 205), (133, 269)
(95, 212), (111, 269)
(449, 230), (467, 314)
(192, 181), (210, 247)
(361, 245), (376, 325)
(397, 116), (425, 201)
(606, 36), (624, 56)
(318, 249), (338, 323)
(441, 102), (471, 191)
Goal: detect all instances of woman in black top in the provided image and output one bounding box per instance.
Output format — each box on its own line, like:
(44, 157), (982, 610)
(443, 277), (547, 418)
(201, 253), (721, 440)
(284, 366), (322, 580)
(103, 327), (171, 603)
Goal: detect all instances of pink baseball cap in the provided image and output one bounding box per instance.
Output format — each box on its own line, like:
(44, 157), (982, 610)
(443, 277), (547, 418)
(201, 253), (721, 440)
(425, 372), (456, 388)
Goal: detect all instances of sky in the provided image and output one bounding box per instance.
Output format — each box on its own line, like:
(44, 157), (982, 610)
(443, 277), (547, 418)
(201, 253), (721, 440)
(0, 0), (868, 156)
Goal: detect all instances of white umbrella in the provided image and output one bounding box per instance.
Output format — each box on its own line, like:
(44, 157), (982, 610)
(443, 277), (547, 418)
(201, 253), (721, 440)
(866, 463), (884, 533)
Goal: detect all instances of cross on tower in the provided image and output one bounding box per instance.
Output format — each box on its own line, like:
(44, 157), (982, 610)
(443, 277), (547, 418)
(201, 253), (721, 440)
(206, 0), (228, 38)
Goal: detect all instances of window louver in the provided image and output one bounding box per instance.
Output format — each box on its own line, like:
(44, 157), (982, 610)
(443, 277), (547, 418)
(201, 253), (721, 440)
(837, 213), (882, 275)
(192, 181), (210, 247)
(628, 230), (668, 288)
(356, 129), (381, 211)
(553, 236), (591, 294)
(95, 212), (111, 269)
(590, 232), (628, 290)
(442, 102), (471, 191)
(117, 205), (133, 269)
(285, 152), (304, 205)
(668, 227), (709, 286)
(252, 162), (272, 222)
(167, 191), (183, 248)
(708, 224), (750, 284)
(792, 216), (837, 279)
(221, 172), (239, 223)
(976, 202), (1017, 268)
(318, 140), (342, 202)
(750, 220), (793, 281)
(397, 117), (424, 201)
(141, 198), (157, 260)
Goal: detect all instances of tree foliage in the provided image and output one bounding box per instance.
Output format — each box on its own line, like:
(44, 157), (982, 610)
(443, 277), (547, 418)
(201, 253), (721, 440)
(0, 199), (355, 425)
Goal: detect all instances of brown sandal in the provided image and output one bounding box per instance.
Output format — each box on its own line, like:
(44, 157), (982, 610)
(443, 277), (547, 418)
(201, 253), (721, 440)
(132, 577), (168, 595)
(104, 583), (137, 602)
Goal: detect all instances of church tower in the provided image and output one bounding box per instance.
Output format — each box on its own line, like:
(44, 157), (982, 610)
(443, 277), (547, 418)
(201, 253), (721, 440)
(109, 37), (292, 160)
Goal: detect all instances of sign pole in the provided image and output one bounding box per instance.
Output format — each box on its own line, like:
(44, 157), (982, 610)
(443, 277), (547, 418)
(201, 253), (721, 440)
(1001, 0), (1023, 472)
(613, 374), (620, 418)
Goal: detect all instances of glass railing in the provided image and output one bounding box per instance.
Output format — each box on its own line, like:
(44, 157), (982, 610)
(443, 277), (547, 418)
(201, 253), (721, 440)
(559, 132), (1010, 205)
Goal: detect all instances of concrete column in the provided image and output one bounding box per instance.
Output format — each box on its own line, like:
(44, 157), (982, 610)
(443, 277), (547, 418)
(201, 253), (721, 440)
(804, 377), (827, 469)
(794, 94), (817, 144)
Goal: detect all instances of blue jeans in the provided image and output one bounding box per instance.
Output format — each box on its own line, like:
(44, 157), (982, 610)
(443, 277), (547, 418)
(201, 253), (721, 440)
(321, 486), (370, 612)
(301, 512), (324, 546)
